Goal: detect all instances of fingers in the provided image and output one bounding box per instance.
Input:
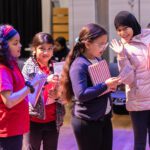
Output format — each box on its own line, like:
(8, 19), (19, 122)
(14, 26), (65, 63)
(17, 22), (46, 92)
(47, 74), (59, 83)
(105, 77), (121, 90)
(110, 39), (124, 54)
(48, 88), (58, 99)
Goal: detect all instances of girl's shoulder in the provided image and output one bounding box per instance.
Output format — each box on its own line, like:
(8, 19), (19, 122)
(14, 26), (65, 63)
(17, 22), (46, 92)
(24, 57), (35, 66)
(0, 64), (11, 72)
(22, 57), (38, 73)
(130, 29), (150, 46)
(141, 29), (150, 36)
(70, 56), (90, 74)
(73, 56), (90, 67)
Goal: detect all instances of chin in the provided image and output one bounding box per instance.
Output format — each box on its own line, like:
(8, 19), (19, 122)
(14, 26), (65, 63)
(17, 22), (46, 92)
(99, 52), (103, 56)
(13, 54), (20, 58)
(17, 53), (21, 58)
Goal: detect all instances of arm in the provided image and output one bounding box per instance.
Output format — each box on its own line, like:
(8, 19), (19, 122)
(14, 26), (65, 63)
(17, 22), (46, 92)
(70, 63), (108, 102)
(0, 67), (46, 108)
(1, 87), (30, 108)
(110, 39), (135, 85)
(117, 55), (135, 85)
(0, 67), (31, 108)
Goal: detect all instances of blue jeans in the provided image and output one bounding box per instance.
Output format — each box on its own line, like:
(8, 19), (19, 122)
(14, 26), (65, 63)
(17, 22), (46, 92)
(130, 110), (150, 150)
(0, 135), (23, 150)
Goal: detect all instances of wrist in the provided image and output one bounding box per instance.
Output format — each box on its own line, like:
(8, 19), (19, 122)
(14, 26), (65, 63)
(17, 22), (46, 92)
(25, 81), (35, 93)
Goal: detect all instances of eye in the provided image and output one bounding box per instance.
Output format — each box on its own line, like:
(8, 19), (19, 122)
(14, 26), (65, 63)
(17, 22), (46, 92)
(123, 26), (128, 31)
(49, 46), (55, 50)
(39, 47), (44, 50)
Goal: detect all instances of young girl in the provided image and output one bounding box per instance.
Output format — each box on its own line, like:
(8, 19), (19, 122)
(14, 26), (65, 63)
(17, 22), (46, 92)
(110, 11), (150, 150)
(60, 23), (119, 150)
(53, 36), (69, 62)
(22, 32), (65, 150)
(0, 25), (43, 150)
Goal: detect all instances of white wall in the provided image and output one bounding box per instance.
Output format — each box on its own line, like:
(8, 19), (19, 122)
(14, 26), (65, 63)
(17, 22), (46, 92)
(42, 0), (150, 62)
(69, 0), (96, 47)
(59, 0), (69, 7)
(41, 0), (51, 33)
(140, 0), (150, 28)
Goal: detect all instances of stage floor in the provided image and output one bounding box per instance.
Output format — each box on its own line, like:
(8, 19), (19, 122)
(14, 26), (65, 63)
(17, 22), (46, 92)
(58, 114), (149, 150)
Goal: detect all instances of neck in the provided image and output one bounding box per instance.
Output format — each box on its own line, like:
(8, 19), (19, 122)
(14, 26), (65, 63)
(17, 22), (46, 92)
(37, 59), (48, 67)
(82, 53), (95, 60)
(10, 56), (17, 62)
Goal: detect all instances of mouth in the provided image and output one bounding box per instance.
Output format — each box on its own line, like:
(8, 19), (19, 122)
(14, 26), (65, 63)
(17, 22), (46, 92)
(122, 35), (129, 40)
(42, 55), (50, 59)
(99, 51), (104, 55)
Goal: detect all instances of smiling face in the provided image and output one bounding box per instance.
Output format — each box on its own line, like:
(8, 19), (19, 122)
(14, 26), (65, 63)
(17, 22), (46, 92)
(8, 33), (22, 58)
(84, 34), (108, 59)
(54, 41), (63, 52)
(35, 43), (54, 65)
(116, 26), (134, 43)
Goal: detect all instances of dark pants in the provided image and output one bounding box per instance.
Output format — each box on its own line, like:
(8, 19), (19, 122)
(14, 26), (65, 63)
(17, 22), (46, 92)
(130, 110), (150, 150)
(0, 135), (23, 150)
(22, 121), (59, 150)
(72, 115), (112, 150)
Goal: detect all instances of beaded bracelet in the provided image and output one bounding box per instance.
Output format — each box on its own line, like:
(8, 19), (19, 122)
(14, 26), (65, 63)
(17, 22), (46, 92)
(25, 81), (35, 93)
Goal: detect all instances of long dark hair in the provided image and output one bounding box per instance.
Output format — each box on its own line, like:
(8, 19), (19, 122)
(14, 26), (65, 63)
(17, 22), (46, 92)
(0, 25), (18, 68)
(114, 11), (141, 36)
(59, 23), (107, 102)
(55, 36), (67, 49)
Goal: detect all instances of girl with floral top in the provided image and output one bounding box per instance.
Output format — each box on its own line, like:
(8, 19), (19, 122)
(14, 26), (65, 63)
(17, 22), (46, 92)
(22, 32), (65, 150)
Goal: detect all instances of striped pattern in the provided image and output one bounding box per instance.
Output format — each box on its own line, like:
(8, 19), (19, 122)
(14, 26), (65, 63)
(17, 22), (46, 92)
(88, 60), (111, 95)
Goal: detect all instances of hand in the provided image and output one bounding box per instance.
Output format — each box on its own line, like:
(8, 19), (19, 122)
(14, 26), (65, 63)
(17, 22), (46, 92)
(47, 74), (59, 83)
(48, 88), (58, 100)
(110, 39), (124, 54)
(105, 77), (120, 91)
(48, 82), (59, 99)
(31, 74), (47, 87)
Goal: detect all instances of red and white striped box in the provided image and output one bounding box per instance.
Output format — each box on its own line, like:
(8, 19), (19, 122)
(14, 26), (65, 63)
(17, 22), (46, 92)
(88, 60), (111, 96)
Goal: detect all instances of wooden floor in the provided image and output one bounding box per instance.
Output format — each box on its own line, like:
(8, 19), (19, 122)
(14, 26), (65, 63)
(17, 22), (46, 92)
(58, 114), (149, 150)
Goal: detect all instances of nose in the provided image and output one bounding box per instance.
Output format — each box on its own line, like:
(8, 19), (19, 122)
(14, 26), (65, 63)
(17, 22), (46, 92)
(120, 30), (126, 37)
(43, 50), (49, 54)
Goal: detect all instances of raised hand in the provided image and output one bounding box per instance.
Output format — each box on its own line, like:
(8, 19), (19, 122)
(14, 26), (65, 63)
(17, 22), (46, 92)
(47, 74), (59, 100)
(110, 39), (124, 54)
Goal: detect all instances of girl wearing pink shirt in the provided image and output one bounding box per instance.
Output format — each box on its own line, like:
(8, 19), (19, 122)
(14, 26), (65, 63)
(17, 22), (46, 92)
(0, 25), (44, 150)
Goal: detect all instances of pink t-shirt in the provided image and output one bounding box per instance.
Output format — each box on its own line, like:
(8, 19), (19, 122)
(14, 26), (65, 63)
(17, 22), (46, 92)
(0, 61), (29, 137)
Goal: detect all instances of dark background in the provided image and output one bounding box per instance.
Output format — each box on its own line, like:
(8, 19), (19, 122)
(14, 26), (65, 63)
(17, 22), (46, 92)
(0, 0), (42, 58)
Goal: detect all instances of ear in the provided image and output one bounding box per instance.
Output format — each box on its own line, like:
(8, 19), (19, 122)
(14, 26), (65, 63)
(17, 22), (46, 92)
(31, 47), (35, 51)
(31, 47), (36, 56)
(84, 41), (91, 49)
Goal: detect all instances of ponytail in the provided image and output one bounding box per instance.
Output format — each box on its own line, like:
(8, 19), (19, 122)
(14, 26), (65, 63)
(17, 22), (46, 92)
(59, 41), (86, 102)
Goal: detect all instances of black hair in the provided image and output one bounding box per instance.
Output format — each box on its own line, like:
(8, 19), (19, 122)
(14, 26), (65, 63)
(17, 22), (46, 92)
(55, 36), (67, 48)
(114, 11), (141, 36)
